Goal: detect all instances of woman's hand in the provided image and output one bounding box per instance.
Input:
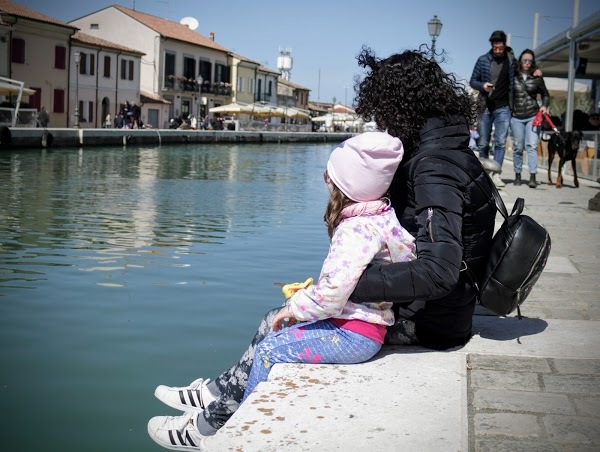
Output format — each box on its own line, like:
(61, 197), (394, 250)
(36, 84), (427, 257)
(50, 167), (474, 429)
(271, 305), (296, 332)
(540, 106), (548, 114)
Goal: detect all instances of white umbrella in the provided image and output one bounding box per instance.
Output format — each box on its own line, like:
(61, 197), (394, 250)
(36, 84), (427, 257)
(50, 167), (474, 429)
(209, 102), (253, 114)
(285, 107), (310, 119)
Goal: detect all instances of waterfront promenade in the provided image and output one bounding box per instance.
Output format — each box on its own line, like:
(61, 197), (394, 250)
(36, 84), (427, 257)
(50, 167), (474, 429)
(207, 159), (600, 451)
(0, 127), (351, 149)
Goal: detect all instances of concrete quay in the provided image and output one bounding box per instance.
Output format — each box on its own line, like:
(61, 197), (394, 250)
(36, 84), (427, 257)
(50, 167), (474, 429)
(207, 159), (600, 452)
(0, 127), (352, 149)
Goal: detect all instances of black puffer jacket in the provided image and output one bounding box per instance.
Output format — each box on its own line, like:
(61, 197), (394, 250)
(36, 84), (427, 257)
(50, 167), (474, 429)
(511, 74), (549, 119)
(351, 116), (496, 349)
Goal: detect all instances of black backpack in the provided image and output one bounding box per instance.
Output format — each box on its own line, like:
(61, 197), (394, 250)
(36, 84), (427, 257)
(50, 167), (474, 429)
(414, 154), (551, 318)
(474, 185), (551, 318)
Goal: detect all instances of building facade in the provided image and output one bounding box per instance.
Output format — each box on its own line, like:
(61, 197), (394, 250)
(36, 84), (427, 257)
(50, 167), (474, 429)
(0, 0), (77, 127)
(70, 32), (143, 128)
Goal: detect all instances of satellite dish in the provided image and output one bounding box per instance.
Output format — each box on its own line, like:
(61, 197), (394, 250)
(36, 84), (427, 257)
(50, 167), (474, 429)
(180, 17), (199, 30)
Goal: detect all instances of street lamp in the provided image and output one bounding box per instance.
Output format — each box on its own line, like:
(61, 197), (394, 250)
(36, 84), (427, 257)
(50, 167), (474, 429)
(73, 50), (81, 128)
(427, 15), (443, 61)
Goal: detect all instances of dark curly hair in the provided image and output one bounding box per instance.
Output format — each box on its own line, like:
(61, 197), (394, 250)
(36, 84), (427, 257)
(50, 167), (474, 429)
(354, 46), (478, 154)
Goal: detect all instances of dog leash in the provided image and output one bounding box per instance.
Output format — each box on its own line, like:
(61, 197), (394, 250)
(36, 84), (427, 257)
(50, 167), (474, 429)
(532, 111), (564, 142)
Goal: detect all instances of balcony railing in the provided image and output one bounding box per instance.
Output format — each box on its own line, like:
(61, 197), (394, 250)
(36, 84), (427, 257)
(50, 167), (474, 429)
(163, 77), (232, 96)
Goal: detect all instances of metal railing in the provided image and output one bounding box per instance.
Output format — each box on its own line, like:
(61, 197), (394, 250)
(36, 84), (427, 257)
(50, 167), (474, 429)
(0, 108), (38, 127)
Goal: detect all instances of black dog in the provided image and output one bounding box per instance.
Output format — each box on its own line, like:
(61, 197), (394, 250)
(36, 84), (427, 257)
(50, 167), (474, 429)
(547, 130), (583, 188)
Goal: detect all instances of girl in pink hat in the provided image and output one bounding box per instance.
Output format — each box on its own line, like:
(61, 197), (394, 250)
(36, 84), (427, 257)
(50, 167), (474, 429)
(148, 131), (416, 450)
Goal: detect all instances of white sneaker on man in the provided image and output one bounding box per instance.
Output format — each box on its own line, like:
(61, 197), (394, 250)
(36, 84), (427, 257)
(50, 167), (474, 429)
(155, 378), (216, 412)
(491, 172), (505, 188)
(148, 411), (207, 450)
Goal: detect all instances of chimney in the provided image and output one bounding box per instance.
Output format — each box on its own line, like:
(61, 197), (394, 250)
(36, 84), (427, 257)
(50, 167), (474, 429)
(209, 32), (214, 41)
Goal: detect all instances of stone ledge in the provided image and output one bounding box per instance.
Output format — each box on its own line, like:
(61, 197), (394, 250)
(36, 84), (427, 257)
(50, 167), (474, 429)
(207, 317), (600, 451)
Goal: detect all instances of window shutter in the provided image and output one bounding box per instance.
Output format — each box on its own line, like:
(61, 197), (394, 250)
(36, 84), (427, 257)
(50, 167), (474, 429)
(29, 87), (41, 110)
(104, 56), (111, 78)
(80, 53), (87, 75)
(55, 46), (66, 69)
(128, 60), (134, 80)
(11, 38), (25, 63)
(89, 102), (94, 123)
(79, 101), (84, 121)
(53, 89), (64, 113)
(121, 59), (126, 79)
(90, 54), (95, 75)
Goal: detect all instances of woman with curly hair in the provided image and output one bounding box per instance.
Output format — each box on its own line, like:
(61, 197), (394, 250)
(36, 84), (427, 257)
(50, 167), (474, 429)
(350, 47), (496, 349)
(146, 48), (497, 450)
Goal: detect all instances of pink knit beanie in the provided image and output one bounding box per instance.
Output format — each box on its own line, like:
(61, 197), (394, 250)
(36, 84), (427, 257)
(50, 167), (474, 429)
(327, 131), (404, 202)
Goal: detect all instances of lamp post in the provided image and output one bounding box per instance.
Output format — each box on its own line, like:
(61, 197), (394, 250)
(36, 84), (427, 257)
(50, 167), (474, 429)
(74, 50), (81, 128)
(427, 15), (443, 61)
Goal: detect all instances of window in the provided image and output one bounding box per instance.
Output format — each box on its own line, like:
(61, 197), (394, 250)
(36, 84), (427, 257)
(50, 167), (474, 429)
(215, 63), (229, 83)
(29, 87), (41, 110)
(198, 60), (212, 84)
(103, 55), (111, 78)
(55, 46), (66, 69)
(164, 52), (175, 87)
(121, 58), (134, 80)
(183, 56), (195, 79)
(11, 38), (25, 64)
(53, 89), (65, 113)
(90, 23), (99, 29)
(237, 77), (244, 92)
(249, 78), (255, 94)
(79, 100), (94, 123)
(79, 52), (95, 75)
(267, 80), (272, 96)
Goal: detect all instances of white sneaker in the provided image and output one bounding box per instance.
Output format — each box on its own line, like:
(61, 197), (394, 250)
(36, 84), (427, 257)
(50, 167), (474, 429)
(147, 412), (206, 451)
(491, 173), (506, 188)
(155, 378), (216, 413)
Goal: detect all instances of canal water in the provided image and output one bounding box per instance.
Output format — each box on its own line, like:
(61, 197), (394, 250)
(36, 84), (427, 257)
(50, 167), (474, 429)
(0, 142), (335, 451)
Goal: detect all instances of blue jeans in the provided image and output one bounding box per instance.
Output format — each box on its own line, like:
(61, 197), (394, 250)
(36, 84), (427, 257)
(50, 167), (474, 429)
(242, 319), (382, 402)
(511, 115), (540, 175)
(478, 106), (511, 169)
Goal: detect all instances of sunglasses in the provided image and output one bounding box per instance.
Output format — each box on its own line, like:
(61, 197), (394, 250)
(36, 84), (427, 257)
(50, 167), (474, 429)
(521, 58), (534, 63)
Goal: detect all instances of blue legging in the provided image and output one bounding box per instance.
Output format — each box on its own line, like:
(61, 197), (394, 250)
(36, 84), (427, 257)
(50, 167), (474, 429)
(242, 319), (382, 402)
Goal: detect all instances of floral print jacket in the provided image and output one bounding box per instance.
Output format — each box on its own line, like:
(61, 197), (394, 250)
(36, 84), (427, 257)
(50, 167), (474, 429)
(288, 208), (415, 325)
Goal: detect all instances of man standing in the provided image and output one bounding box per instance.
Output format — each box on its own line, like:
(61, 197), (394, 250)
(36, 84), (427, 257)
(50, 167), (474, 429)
(38, 106), (49, 128)
(470, 30), (515, 188)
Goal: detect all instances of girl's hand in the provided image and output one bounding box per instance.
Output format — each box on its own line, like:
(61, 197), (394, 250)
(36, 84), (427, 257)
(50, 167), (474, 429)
(271, 306), (296, 332)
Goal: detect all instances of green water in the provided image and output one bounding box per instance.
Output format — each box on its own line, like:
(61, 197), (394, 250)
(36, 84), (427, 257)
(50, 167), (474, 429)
(0, 143), (333, 451)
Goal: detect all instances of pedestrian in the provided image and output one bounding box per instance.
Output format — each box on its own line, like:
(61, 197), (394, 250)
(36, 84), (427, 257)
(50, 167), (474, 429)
(511, 49), (549, 188)
(147, 131), (417, 450)
(469, 30), (515, 188)
(38, 106), (49, 128)
(105, 113), (112, 129)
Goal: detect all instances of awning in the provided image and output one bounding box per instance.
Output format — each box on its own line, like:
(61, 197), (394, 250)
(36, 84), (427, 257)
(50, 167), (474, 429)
(535, 10), (600, 130)
(0, 79), (35, 96)
(535, 11), (600, 79)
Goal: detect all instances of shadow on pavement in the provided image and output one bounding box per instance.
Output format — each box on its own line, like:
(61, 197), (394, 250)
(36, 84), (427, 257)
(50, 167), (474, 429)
(472, 315), (548, 341)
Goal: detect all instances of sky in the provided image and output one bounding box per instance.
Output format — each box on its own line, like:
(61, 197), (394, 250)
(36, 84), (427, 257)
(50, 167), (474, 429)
(12, 0), (600, 106)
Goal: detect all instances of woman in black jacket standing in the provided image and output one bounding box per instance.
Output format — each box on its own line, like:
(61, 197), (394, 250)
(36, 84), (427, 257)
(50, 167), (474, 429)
(350, 48), (496, 350)
(510, 49), (550, 188)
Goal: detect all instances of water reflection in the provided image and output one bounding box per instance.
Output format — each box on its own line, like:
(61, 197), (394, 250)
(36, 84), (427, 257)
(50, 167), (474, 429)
(0, 143), (330, 292)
